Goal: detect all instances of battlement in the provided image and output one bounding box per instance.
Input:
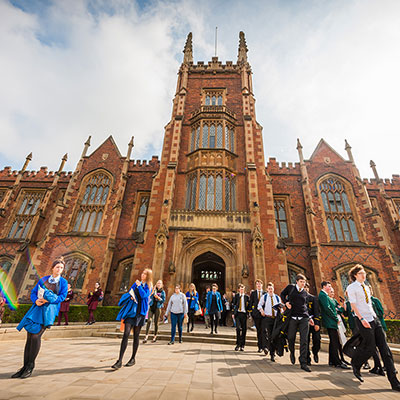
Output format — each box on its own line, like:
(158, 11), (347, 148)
(363, 175), (400, 189)
(266, 158), (301, 174)
(0, 167), (73, 181)
(129, 156), (160, 171)
(187, 57), (244, 73)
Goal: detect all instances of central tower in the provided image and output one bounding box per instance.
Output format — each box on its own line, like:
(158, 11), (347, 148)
(134, 32), (288, 296)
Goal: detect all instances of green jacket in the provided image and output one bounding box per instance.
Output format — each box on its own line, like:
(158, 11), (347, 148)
(318, 290), (339, 329)
(344, 300), (356, 331)
(371, 296), (387, 331)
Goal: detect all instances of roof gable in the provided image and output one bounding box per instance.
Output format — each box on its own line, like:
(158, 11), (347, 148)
(308, 139), (347, 164)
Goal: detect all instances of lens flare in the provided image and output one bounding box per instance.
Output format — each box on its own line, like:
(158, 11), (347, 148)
(0, 270), (18, 310)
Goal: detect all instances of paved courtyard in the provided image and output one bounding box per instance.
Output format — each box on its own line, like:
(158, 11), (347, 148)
(0, 336), (399, 400)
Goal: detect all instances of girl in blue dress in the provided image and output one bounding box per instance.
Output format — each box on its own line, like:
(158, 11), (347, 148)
(112, 268), (152, 369)
(12, 257), (68, 379)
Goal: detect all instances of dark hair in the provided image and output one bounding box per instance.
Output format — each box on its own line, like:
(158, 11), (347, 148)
(296, 274), (306, 282)
(305, 283), (310, 289)
(267, 282), (274, 288)
(349, 264), (365, 282)
(51, 256), (65, 270)
(206, 285), (211, 290)
(321, 281), (331, 288)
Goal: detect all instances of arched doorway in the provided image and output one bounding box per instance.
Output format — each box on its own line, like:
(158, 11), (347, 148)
(192, 252), (226, 301)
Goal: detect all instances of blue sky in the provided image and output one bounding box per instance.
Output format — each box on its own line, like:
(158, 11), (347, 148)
(1, 0), (399, 179)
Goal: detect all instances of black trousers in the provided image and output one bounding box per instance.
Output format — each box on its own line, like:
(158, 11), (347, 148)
(327, 328), (342, 366)
(353, 319), (398, 385)
(263, 316), (276, 355)
(287, 317), (309, 365)
(235, 312), (247, 347)
(306, 325), (321, 362)
(253, 315), (266, 350)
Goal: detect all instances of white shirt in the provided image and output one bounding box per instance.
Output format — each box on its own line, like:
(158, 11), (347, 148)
(296, 284), (304, 292)
(258, 293), (281, 316)
(346, 281), (376, 322)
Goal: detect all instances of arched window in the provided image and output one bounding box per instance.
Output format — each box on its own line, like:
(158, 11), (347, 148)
(72, 171), (112, 233)
(216, 124), (223, 148)
(209, 125), (216, 148)
(336, 265), (379, 298)
(63, 253), (91, 290)
(319, 177), (359, 242)
(135, 193), (150, 233)
(8, 191), (44, 239)
(118, 258), (134, 292)
(274, 199), (289, 238)
(0, 256), (13, 273)
(287, 264), (305, 284)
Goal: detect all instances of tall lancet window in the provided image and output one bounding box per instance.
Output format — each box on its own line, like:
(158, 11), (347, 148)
(319, 176), (359, 242)
(72, 171), (112, 233)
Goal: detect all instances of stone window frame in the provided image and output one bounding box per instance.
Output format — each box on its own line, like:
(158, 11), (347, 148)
(0, 188), (6, 204)
(70, 169), (113, 235)
(185, 169), (236, 211)
(134, 192), (150, 233)
(62, 251), (93, 292)
(317, 174), (363, 243)
(116, 256), (134, 294)
(287, 263), (305, 284)
(334, 263), (381, 301)
(7, 189), (45, 240)
(273, 196), (293, 240)
(0, 254), (13, 274)
(189, 120), (235, 153)
(202, 88), (226, 106)
(393, 198), (400, 216)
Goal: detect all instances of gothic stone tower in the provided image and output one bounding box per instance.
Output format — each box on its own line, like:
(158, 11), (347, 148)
(134, 32), (288, 297)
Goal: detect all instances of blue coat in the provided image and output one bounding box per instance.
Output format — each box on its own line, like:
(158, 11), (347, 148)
(186, 291), (199, 311)
(116, 282), (151, 321)
(149, 289), (166, 309)
(17, 276), (68, 334)
(206, 291), (223, 314)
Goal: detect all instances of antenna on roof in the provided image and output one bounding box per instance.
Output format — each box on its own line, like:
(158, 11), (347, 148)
(215, 27), (218, 57)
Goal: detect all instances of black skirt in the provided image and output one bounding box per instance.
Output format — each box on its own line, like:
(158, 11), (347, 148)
(125, 314), (146, 327)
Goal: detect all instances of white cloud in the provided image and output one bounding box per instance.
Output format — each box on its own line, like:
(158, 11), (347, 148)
(0, 0), (399, 179)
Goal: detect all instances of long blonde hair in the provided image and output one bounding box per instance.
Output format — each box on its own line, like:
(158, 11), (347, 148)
(189, 283), (197, 295)
(142, 268), (153, 289)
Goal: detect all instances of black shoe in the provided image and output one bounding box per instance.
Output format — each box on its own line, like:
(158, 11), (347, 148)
(307, 361), (311, 366)
(342, 360), (351, 366)
(215, 330), (218, 334)
(11, 366), (26, 379)
(337, 363), (350, 370)
(313, 354), (319, 363)
(190, 326), (194, 332)
(210, 331), (213, 335)
(240, 347), (244, 351)
(264, 349), (269, 355)
(125, 358), (135, 367)
(20, 364), (34, 379)
(85, 322), (90, 325)
(271, 354), (275, 362)
(258, 349), (263, 353)
(301, 364), (311, 372)
(235, 346), (240, 351)
(363, 362), (371, 370)
(111, 360), (122, 370)
(168, 341), (174, 345)
(370, 367), (385, 376)
(352, 364), (364, 382)
(290, 352), (296, 365)
(179, 338), (182, 343)
(391, 381), (400, 391)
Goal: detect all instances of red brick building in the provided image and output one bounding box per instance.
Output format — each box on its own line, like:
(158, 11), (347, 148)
(1, 32), (399, 314)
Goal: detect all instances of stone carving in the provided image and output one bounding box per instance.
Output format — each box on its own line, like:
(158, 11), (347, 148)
(155, 221), (169, 247)
(251, 224), (264, 249)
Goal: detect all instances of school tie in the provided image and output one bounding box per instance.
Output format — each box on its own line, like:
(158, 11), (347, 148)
(361, 284), (369, 303)
(258, 291), (260, 301)
(271, 295), (275, 317)
(239, 295), (242, 311)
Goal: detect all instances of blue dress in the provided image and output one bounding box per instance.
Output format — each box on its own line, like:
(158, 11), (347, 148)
(17, 276), (68, 334)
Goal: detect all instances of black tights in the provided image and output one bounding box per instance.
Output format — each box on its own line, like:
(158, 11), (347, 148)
(23, 328), (46, 367)
(118, 322), (142, 362)
(210, 313), (219, 333)
(187, 312), (195, 331)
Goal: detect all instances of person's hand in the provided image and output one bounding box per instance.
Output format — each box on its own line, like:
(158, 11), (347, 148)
(35, 299), (47, 306)
(285, 302), (292, 309)
(135, 280), (140, 285)
(361, 319), (371, 329)
(309, 318), (314, 326)
(261, 311), (266, 317)
(314, 325), (320, 332)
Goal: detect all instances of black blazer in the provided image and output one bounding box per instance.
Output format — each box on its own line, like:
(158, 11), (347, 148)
(307, 293), (321, 326)
(232, 293), (250, 317)
(249, 290), (266, 318)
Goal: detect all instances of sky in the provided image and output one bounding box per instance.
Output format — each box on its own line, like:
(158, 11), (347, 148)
(0, 0), (399, 179)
